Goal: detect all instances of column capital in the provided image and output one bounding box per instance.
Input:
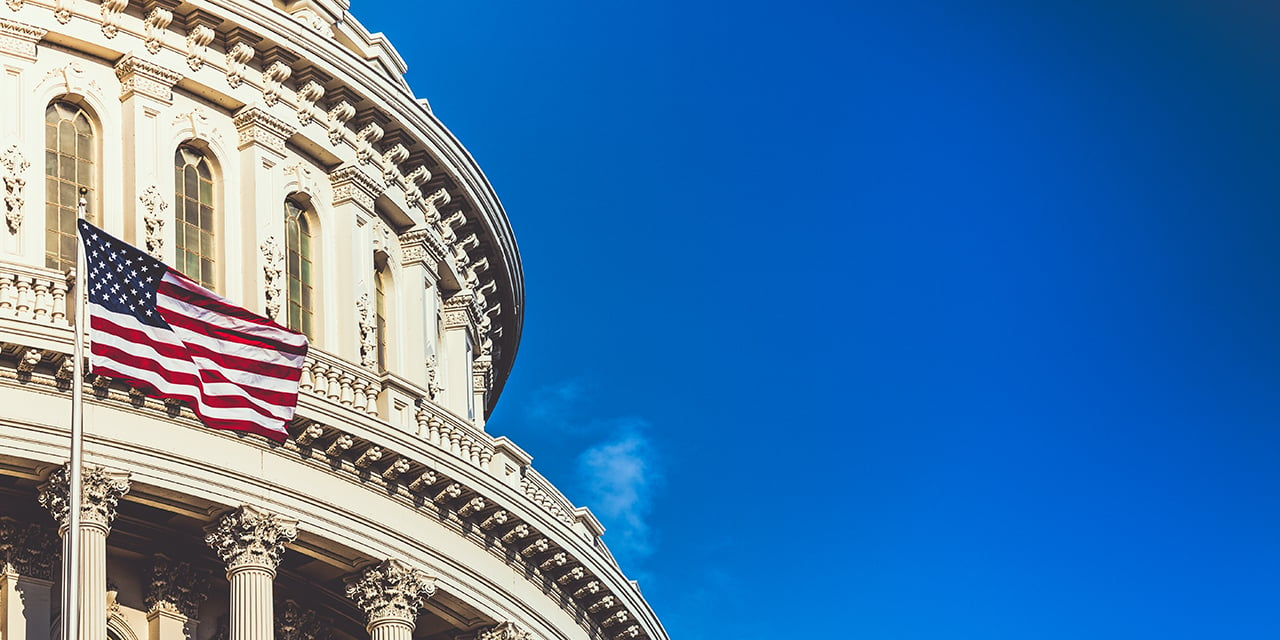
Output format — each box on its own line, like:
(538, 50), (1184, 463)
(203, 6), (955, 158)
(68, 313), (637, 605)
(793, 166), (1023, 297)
(233, 106), (295, 157)
(37, 464), (131, 533)
(443, 290), (477, 331)
(345, 559), (436, 628)
(330, 165), (383, 213)
(204, 505), (297, 575)
(399, 226), (448, 273)
(276, 599), (328, 640)
(0, 517), (59, 580)
(114, 54), (183, 104)
(145, 555), (208, 619)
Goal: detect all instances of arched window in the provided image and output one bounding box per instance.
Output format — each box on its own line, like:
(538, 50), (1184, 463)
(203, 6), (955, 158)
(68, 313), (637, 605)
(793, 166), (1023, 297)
(285, 199), (314, 338)
(374, 258), (388, 370)
(174, 145), (216, 289)
(44, 101), (95, 272)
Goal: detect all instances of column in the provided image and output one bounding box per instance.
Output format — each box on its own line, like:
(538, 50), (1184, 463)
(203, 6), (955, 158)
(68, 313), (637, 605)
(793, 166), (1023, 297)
(37, 464), (131, 640)
(145, 555), (208, 640)
(0, 518), (58, 640)
(346, 559), (436, 640)
(205, 505), (297, 640)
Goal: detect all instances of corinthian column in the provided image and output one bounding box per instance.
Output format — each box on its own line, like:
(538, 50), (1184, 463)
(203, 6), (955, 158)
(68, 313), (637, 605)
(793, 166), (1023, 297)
(37, 464), (131, 640)
(205, 506), (298, 640)
(346, 559), (436, 640)
(0, 518), (59, 640)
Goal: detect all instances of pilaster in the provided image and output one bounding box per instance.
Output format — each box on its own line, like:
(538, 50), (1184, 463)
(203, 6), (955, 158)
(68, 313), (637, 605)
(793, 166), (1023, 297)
(0, 518), (57, 640)
(442, 290), (478, 420)
(330, 165), (383, 362)
(399, 226), (447, 392)
(233, 106), (294, 319)
(114, 55), (182, 249)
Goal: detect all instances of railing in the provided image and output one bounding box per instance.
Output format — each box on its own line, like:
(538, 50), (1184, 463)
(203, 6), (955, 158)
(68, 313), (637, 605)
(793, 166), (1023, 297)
(0, 262), (583, 535)
(415, 402), (495, 470)
(297, 348), (381, 417)
(520, 469), (576, 526)
(0, 264), (70, 325)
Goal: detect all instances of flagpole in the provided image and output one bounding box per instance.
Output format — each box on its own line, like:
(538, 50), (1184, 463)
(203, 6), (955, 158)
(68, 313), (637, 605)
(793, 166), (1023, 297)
(64, 187), (87, 640)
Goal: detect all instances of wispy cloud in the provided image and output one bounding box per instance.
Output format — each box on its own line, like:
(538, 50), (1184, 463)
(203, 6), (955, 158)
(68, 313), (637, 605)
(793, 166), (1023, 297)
(578, 418), (662, 567)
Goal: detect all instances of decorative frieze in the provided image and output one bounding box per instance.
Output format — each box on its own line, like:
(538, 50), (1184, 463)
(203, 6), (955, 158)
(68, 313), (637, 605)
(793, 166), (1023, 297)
(205, 505), (297, 573)
(329, 165), (382, 212)
(0, 18), (45, 61)
(115, 54), (183, 104)
(37, 464), (131, 531)
(234, 106), (295, 156)
(0, 517), (59, 580)
(145, 555), (208, 618)
(1, 144), (29, 233)
(346, 559), (436, 626)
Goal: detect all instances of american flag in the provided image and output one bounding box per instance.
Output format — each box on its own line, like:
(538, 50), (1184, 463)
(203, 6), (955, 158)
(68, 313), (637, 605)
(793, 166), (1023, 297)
(78, 220), (308, 442)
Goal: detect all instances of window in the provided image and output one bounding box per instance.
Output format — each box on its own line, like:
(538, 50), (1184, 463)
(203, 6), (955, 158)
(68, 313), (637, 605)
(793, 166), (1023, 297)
(285, 200), (314, 338)
(44, 102), (94, 272)
(375, 261), (388, 370)
(174, 145), (216, 289)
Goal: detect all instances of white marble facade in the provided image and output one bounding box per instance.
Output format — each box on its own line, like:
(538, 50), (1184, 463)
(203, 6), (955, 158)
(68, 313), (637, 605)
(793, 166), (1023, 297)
(0, 3), (663, 640)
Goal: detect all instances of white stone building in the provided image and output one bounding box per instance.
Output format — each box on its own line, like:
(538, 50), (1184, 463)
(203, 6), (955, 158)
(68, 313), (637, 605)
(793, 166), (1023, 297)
(0, 3), (667, 640)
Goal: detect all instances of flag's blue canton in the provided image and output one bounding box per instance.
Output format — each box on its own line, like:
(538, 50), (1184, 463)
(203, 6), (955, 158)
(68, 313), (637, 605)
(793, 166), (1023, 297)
(78, 220), (169, 329)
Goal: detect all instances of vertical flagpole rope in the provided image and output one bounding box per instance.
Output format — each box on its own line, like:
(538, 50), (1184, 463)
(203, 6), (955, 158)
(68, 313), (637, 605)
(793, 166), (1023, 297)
(66, 186), (87, 640)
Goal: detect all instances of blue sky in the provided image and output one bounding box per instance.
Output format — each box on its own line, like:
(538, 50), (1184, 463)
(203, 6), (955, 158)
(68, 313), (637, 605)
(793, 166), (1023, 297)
(354, 2), (1280, 638)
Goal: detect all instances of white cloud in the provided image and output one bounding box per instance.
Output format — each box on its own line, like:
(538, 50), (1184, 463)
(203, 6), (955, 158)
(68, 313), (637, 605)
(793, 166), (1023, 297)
(578, 419), (661, 565)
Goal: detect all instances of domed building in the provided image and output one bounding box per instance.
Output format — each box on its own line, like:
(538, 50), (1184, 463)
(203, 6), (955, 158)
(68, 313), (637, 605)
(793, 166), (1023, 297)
(0, 3), (667, 640)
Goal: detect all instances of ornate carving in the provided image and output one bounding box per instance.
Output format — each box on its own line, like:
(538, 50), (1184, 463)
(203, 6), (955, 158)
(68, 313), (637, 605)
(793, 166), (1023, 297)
(143, 5), (172, 54)
(0, 517), (59, 580)
(453, 233), (480, 267)
(382, 458), (411, 481)
(172, 106), (212, 141)
(38, 464), (131, 530)
(329, 165), (382, 212)
(381, 144), (408, 186)
(283, 163), (315, 197)
(296, 80), (324, 126)
(295, 422), (324, 446)
(146, 555), (207, 618)
(53, 0), (71, 24)
(356, 292), (376, 369)
(260, 235), (284, 321)
(205, 505), (298, 572)
(327, 100), (354, 146)
(234, 107), (294, 156)
(139, 185), (167, 259)
(291, 8), (333, 38)
(185, 23), (215, 71)
(479, 510), (508, 531)
(262, 60), (291, 106)
(99, 0), (127, 38)
(277, 600), (328, 640)
(17, 347), (39, 372)
(356, 121), (383, 164)
(1, 145), (28, 233)
(354, 445), (382, 469)
(44, 62), (100, 97)
(116, 55), (183, 103)
(0, 18), (46, 61)
(478, 622), (533, 640)
(5, 0), (21, 11)
(425, 354), (441, 399)
(225, 41), (254, 88)
(345, 559), (436, 625)
(438, 210), (465, 246)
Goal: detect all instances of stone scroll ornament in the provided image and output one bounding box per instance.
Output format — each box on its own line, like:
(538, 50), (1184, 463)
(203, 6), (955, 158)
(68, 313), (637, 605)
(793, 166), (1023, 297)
(1, 145), (29, 234)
